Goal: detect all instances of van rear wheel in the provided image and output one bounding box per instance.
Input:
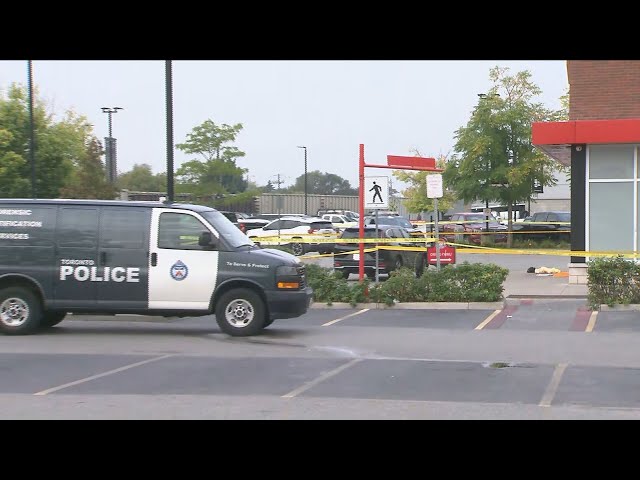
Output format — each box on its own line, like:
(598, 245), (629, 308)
(0, 287), (42, 335)
(215, 288), (266, 336)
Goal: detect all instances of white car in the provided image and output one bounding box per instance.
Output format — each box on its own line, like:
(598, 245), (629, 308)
(246, 216), (337, 256)
(321, 214), (358, 232)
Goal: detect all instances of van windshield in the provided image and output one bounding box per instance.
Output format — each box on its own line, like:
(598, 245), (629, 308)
(201, 210), (254, 248)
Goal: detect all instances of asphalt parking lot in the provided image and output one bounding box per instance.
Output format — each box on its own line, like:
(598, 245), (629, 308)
(2, 299), (640, 419)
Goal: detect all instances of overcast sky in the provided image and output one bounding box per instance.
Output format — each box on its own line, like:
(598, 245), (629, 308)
(0, 60), (568, 189)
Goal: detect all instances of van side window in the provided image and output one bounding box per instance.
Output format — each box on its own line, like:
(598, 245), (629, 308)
(57, 208), (98, 248)
(100, 209), (146, 249)
(159, 213), (209, 250)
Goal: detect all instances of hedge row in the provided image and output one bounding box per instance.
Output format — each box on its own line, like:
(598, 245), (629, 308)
(304, 262), (509, 306)
(587, 256), (640, 308)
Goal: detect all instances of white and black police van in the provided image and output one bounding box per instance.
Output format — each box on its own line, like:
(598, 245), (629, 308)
(0, 199), (312, 336)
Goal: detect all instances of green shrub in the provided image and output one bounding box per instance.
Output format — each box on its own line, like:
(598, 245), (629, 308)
(587, 256), (640, 309)
(304, 262), (508, 305)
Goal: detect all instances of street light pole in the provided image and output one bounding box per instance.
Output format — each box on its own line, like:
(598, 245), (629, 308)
(165, 60), (174, 203)
(297, 146), (307, 215)
(27, 60), (36, 198)
(101, 106), (123, 184)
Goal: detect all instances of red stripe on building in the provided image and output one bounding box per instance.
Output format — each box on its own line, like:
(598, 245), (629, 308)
(533, 118), (640, 146)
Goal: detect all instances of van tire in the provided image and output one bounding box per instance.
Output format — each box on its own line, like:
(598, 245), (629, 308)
(0, 287), (42, 335)
(215, 288), (266, 336)
(40, 311), (67, 328)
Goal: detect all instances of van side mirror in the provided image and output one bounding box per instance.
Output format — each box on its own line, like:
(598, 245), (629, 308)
(198, 231), (217, 248)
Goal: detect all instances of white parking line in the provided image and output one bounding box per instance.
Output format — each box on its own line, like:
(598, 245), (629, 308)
(586, 311), (598, 333)
(322, 309), (369, 326)
(539, 363), (568, 407)
(474, 309), (502, 330)
(282, 358), (362, 398)
(33, 354), (175, 396)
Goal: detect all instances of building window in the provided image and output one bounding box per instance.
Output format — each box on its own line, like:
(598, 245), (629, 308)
(589, 145), (634, 179)
(587, 145), (637, 256)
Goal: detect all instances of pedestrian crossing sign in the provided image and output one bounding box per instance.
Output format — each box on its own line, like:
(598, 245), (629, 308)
(364, 176), (389, 209)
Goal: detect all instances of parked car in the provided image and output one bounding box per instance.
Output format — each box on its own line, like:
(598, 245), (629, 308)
(321, 213), (357, 232)
(219, 211), (241, 227)
(250, 213), (311, 221)
(246, 216), (337, 256)
(317, 209), (359, 221)
(512, 211), (571, 240)
(237, 217), (271, 234)
(363, 215), (425, 239)
(333, 226), (426, 279)
(441, 212), (508, 245)
(219, 211), (270, 234)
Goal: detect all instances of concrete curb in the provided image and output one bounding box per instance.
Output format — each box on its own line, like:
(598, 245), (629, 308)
(599, 304), (640, 311)
(310, 301), (504, 310)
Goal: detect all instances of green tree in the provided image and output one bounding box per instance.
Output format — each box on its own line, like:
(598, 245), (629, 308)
(0, 83), (83, 198)
(59, 137), (117, 199)
(444, 67), (561, 246)
(175, 158), (247, 196)
(117, 163), (167, 192)
(392, 152), (456, 216)
(287, 170), (357, 195)
(175, 119), (247, 195)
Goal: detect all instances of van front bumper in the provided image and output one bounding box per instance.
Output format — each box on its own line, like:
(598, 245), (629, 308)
(268, 287), (313, 319)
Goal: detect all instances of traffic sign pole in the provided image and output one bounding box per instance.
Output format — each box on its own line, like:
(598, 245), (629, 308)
(357, 146), (443, 283)
(359, 144), (365, 281)
(434, 197), (440, 270)
(427, 174), (444, 270)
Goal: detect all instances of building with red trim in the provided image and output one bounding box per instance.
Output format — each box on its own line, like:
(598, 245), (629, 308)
(532, 61), (640, 284)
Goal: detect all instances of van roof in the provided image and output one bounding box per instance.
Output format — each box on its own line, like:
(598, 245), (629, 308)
(0, 198), (215, 213)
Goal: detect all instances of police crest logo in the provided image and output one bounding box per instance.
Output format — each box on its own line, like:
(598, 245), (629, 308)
(170, 260), (188, 281)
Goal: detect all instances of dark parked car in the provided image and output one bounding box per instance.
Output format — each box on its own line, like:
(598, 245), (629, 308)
(237, 217), (271, 234)
(441, 212), (508, 245)
(512, 211), (571, 240)
(219, 211), (271, 234)
(363, 215), (424, 239)
(333, 226), (426, 279)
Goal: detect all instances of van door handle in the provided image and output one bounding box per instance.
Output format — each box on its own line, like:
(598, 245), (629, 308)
(100, 251), (107, 265)
(151, 252), (157, 266)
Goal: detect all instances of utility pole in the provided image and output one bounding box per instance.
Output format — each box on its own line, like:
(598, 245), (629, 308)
(272, 174), (285, 190)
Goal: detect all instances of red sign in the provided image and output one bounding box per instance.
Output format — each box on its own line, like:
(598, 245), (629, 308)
(386, 155), (438, 170)
(427, 243), (456, 265)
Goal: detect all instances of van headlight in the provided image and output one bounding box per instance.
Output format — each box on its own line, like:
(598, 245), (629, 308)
(276, 266), (298, 276)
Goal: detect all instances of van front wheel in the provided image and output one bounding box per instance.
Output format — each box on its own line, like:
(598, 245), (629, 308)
(0, 287), (42, 335)
(215, 288), (266, 336)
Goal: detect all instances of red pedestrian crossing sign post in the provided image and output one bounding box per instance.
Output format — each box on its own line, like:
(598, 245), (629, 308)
(357, 147), (443, 282)
(364, 176), (388, 209)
